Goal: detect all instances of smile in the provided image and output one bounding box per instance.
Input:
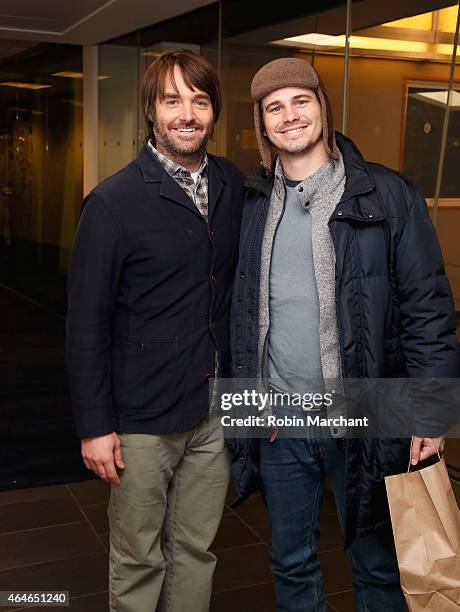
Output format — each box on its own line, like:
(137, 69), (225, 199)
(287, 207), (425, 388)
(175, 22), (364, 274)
(175, 128), (198, 133)
(279, 125), (309, 134)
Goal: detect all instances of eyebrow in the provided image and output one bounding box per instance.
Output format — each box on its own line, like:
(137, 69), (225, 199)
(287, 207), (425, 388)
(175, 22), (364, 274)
(162, 91), (210, 101)
(265, 93), (314, 110)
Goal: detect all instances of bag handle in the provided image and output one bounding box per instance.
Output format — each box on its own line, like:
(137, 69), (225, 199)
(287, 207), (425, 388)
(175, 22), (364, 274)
(407, 436), (441, 473)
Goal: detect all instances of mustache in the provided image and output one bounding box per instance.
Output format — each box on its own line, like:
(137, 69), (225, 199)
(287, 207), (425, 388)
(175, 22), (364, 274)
(276, 121), (311, 133)
(169, 121), (204, 129)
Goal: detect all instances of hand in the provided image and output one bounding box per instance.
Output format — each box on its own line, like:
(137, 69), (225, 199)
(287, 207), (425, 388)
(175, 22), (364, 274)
(410, 436), (445, 466)
(81, 432), (125, 486)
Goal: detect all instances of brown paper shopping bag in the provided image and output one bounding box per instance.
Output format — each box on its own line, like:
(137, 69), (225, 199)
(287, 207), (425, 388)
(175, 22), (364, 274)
(385, 447), (460, 611)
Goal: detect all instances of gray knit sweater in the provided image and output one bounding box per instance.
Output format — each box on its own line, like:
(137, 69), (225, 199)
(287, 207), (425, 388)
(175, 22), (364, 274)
(257, 152), (346, 391)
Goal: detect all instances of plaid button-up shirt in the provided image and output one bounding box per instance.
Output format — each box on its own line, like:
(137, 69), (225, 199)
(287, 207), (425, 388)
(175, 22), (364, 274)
(148, 141), (209, 221)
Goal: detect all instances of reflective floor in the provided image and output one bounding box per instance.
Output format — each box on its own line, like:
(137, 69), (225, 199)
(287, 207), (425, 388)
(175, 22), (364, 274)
(0, 480), (361, 611)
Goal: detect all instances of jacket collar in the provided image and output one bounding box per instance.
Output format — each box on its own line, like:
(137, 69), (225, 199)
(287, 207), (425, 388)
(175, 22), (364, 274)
(137, 142), (226, 221)
(332, 132), (386, 223)
(244, 132), (386, 223)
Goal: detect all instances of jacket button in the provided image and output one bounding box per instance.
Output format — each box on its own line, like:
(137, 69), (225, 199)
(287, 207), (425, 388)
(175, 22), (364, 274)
(368, 213), (374, 218)
(211, 275), (216, 283)
(204, 372), (214, 380)
(240, 272), (245, 279)
(298, 186), (304, 192)
(209, 321), (215, 329)
(337, 211), (343, 216)
(208, 228), (214, 237)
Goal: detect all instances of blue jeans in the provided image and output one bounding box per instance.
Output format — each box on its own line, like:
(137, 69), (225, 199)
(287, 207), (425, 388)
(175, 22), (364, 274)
(259, 436), (406, 612)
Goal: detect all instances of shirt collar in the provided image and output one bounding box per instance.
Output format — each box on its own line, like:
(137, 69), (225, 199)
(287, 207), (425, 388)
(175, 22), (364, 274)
(148, 140), (208, 178)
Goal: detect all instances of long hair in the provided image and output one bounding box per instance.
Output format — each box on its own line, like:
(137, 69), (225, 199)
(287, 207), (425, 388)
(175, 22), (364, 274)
(142, 49), (221, 142)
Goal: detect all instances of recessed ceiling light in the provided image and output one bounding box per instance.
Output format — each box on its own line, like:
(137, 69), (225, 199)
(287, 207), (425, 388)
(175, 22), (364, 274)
(274, 34), (431, 54)
(7, 107), (44, 115)
(141, 52), (164, 58)
(51, 71), (109, 80)
(0, 82), (52, 90)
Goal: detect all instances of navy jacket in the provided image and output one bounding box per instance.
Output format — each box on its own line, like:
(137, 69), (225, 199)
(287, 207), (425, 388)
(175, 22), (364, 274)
(66, 144), (244, 438)
(229, 132), (460, 546)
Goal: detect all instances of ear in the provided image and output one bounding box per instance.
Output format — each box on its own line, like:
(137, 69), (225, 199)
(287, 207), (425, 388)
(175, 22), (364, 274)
(261, 116), (267, 136)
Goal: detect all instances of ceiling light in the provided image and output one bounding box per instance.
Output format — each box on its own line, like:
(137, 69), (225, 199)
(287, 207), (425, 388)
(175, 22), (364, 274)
(51, 71), (109, 80)
(7, 107), (44, 115)
(274, 34), (432, 54)
(0, 82), (51, 90)
(411, 91), (460, 109)
(141, 51), (164, 58)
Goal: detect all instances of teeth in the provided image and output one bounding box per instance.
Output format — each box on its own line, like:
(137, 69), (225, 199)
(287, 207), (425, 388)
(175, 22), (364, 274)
(284, 127), (305, 134)
(178, 128), (195, 132)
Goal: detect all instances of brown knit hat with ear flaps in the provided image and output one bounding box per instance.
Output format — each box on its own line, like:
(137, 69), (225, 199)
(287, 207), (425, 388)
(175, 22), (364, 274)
(251, 57), (339, 173)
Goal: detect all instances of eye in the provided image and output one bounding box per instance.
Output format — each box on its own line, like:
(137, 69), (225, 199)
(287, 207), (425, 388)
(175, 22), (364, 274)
(270, 105), (281, 113)
(195, 99), (209, 108)
(297, 99), (308, 106)
(166, 99), (180, 106)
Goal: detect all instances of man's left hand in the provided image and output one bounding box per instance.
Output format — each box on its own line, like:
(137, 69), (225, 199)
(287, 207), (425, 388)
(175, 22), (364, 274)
(410, 436), (445, 466)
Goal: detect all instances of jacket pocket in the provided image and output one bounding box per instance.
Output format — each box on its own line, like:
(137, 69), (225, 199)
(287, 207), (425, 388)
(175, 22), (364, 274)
(112, 335), (179, 411)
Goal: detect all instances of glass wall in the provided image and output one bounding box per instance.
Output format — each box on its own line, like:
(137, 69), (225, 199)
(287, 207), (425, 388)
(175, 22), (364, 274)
(98, 35), (141, 181)
(1, 0), (459, 487)
(0, 44), (86, 490)
(0, 45), (83, 313)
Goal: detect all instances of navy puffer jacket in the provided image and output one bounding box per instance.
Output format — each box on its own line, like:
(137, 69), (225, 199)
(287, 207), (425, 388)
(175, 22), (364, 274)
(228, 132), (460, 547)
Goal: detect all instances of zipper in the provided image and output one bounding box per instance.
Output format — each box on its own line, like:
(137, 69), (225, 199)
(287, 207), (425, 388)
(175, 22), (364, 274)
(329, 223), (346, 377)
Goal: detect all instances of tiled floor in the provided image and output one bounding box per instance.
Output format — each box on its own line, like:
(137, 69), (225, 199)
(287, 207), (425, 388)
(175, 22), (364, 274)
(1, 466), (459, 611)
(0, 478), (360, 611)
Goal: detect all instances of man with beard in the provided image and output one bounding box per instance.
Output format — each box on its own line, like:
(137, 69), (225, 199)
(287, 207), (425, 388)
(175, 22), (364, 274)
(230, 57), (459, 611)
(66, 50), (244, 612)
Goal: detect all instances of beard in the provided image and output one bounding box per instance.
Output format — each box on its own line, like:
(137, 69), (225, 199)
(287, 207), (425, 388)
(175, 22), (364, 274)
(153, 117), (214, 158)
(278, 139), (318, 155)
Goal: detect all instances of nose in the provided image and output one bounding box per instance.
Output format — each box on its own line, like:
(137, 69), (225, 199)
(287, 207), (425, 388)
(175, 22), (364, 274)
(179, 101), (194, 123)
(283, 104), (300, 123)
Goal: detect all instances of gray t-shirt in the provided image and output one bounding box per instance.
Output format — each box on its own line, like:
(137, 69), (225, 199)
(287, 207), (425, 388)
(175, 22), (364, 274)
(268, 177), (322, 395)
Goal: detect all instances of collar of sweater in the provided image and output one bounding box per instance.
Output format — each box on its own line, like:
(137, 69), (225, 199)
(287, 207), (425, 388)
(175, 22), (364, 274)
(275, 151), (345, 209)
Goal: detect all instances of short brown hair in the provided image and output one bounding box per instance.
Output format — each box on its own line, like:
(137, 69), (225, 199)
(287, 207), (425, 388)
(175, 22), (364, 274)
(142, 49), (221, 142)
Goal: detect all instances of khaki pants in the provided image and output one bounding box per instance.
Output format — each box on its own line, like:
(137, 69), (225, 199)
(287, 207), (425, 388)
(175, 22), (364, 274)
(108, 417), (231, 612)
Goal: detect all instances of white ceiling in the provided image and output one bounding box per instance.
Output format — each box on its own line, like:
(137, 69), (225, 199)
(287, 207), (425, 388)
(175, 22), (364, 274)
(0, 0), (217, 45)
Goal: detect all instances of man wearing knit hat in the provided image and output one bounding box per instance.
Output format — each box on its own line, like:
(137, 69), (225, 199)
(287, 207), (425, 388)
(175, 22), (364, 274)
(229, 57), (459, 611)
